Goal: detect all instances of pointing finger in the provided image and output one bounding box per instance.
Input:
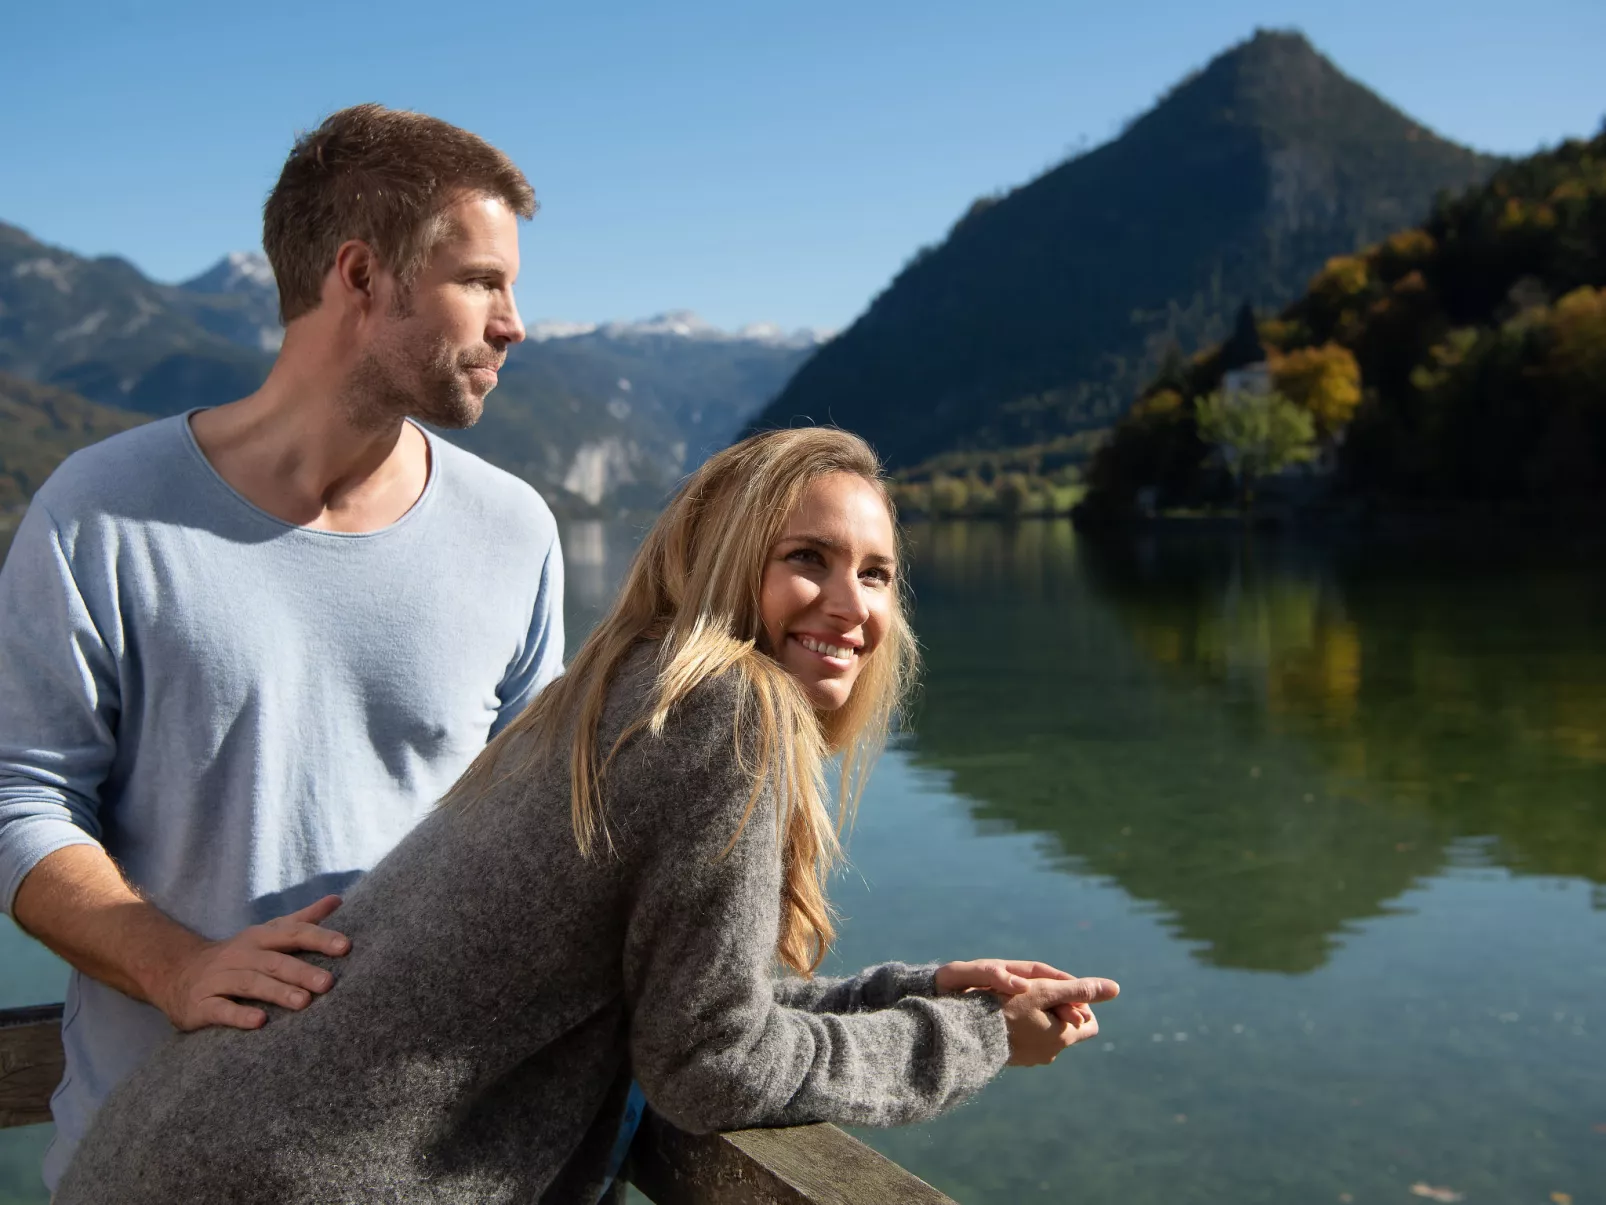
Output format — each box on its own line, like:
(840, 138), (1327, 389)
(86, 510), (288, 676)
(1033, 977), (1121, 1008)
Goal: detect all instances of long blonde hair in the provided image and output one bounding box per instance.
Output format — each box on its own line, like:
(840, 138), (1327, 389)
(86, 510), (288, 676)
(445, 427), (918, 974)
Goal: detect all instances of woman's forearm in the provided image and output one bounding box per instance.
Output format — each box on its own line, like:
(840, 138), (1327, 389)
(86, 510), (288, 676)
(771, 960), (941, 1013)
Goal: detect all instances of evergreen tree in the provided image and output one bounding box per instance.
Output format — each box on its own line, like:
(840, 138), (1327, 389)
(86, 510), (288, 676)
(1220, 301), (1266, 371)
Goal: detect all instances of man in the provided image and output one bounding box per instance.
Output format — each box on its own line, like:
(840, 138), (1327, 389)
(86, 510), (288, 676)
(0, 104), (564, 1189)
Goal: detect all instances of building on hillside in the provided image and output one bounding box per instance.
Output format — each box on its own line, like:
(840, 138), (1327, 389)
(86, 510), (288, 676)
(1221, 361), (1272, 398)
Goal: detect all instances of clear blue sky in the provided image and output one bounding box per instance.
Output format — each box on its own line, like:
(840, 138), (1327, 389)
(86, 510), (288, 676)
(2, 0), (1599, 331)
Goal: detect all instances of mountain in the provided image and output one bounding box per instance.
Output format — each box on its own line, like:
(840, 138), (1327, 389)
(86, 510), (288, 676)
(0, 372), (148, 513)
(0, 222), (275, 415)
(0, 225), (814, 514)
(446, 315), (817, 511)
(744, 29), (1501, 469)
(169, 252), (285, 353)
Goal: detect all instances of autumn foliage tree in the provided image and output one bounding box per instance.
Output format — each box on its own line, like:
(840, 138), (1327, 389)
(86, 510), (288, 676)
(1271, 344), (1362, 436)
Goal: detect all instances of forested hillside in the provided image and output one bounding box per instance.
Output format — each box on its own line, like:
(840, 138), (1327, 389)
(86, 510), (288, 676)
(1083, 128), (1606, 516)
(0, 374), (147, 513)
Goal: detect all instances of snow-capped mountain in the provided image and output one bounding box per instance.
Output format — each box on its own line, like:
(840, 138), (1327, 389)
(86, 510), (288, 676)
(170, 252), (284, 353)
(530, 310), (830, 349)
(181, 250), (277, 294)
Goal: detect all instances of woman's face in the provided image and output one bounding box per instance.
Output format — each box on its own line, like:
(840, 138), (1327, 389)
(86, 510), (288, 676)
(759, 472), (898, 711)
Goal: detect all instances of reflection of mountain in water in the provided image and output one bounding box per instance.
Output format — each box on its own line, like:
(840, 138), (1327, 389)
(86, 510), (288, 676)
(902, 522), (1606, 974)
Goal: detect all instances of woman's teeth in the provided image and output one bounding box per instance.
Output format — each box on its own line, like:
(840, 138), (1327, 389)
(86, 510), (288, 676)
(796, 635), (856, 659)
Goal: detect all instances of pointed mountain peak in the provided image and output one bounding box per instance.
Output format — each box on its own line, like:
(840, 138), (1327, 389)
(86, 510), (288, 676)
(1126, 26), (1467, 152)
(180, 251), (276, 295)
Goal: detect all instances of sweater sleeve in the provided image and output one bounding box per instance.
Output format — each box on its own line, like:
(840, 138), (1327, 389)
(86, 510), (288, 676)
(619, 675), (1009, 1135)
(771, 962), (942, 1013)
(0, 502), (117, 914)
(491, 533), (565, 738)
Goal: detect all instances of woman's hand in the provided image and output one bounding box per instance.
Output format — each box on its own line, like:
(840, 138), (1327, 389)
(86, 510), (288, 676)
(933, 958), (1097, 1027)
(934, 958), (1073, 997)
(1000, 976), (1120, 1067)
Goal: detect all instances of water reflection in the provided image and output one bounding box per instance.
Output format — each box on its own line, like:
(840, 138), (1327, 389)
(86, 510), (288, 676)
(558, 517), (648, 641)
(902, 522), (1606, 973)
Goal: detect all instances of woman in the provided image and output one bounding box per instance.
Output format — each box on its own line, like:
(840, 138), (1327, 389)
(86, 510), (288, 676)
(55, 429), (1119, 1204)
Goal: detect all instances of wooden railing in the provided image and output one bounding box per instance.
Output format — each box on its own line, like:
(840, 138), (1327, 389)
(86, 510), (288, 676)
(0, 1004), (957, 1204)
(0, 1006), (61, 1129)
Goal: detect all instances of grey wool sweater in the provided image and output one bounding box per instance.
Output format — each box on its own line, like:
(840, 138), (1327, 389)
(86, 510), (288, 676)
(54, 643), (1009, 1203)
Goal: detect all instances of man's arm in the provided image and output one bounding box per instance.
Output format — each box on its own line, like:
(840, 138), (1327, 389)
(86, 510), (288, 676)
(12, 846), (348, 1030)
(0, 501), (345, 1029)
(490, 531), (565, 735)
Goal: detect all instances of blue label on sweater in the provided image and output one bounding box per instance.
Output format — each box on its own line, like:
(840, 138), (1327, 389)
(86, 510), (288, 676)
(603, 1080), (648, 1197)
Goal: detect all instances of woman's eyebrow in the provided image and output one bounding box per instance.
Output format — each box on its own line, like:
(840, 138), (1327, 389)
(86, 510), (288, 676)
(779, 534), (896, 567)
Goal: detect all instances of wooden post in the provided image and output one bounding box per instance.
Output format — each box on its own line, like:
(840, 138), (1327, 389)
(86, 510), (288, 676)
(0, 1003), (63, 1129)
(0, 1004), (959, 1203)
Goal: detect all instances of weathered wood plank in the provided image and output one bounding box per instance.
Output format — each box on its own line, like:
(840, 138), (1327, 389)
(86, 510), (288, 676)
(625, 1108), (957, 1205)
(0, 1003), (63, 1129)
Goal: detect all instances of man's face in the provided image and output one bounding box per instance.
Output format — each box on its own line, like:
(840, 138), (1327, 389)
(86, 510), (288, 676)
(352, 194), (526, 429)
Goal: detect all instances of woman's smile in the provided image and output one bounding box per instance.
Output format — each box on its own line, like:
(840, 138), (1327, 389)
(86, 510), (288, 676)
(790, 631), (862, 668)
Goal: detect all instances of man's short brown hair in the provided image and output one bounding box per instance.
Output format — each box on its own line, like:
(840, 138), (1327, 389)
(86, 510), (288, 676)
(263, 104), (536, 323)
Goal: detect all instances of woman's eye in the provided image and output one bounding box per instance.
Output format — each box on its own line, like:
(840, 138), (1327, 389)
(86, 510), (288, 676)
(786, 548), (825, 566)
(860, 568), (893, 586)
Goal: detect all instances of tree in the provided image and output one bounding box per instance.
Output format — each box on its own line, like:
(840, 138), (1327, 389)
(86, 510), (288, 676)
(1220, 301), (1267, 370)
(1195, 389), (1316, 507)
(1271, 343), (1363, 436)
(929, 474), (971, 517)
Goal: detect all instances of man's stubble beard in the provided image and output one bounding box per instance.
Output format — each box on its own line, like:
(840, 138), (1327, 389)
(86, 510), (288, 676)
(340, 304), (495, 433)
(342, 336), (485, 433)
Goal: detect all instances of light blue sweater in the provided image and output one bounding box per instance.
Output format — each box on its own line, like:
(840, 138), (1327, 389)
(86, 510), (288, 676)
(0, 413), (564, 1188)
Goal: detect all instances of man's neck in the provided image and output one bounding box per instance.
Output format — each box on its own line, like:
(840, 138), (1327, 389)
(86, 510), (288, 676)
(189, 360), (432, 534)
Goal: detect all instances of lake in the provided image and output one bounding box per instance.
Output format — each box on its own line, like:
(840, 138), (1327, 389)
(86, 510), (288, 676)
(3, 518), (1604, 1203)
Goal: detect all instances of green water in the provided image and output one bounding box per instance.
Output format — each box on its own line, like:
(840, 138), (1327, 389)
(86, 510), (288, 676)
(4, 520), (1604, 1202)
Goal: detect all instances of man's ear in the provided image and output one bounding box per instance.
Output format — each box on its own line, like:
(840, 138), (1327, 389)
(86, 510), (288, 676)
(329, 240), (380, 313)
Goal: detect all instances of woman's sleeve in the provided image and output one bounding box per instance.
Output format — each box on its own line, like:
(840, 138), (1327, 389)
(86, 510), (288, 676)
(771, 962), (941, 1013)
(618, 678), (1009, 1136)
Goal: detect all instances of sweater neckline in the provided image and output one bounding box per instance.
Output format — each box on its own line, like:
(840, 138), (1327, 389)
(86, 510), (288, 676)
(178, 408), (442, 541)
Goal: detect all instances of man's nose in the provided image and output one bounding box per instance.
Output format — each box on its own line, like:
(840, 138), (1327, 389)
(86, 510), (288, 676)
(491, 292), (526, 347)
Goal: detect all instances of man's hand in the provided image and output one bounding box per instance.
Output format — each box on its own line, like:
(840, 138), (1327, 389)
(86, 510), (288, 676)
(152, 895), (351, 1031)
(13, 846), (354, 1033)
(1000, 976), (1120, 1066)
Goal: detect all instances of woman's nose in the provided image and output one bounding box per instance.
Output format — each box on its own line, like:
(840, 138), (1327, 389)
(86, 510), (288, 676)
(823, 572), (871, 624)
